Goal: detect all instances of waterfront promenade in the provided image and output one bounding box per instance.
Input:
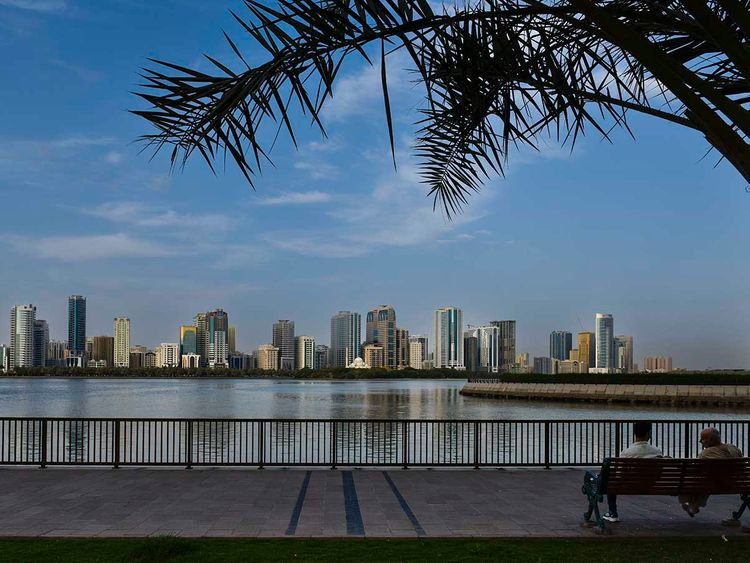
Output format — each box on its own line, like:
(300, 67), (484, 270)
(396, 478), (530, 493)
(0, 467), (746, 538)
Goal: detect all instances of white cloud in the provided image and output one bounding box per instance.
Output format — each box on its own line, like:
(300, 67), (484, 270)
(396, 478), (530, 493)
(293, 160), (339, 180)
(257, 190), (332, 205)
(104, 151), (123, 164)
(0, 0), (66, 12)
(267, 235), (366, 259)
(2, 233), (175, 261)
(82, 201), (231, 234)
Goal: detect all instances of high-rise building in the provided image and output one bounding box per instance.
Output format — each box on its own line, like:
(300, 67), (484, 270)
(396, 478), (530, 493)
(130, 345), (147, 369)
(577, 332), (595, 372)
(144, 350), (156, 368)
(0, 345), (9, 373)
(569, 349), (579, 362)
(10, 305), (36, 368)
(463, 332), (479, 372)
(533, 356), (555, 375)
(473, 325), (501, 373)
(272, 320), (295, 370)
(644, 356), (673, 372)
(194, 313), (208, 367)
(314, 345), (329, 369)
(85, 337), (95, 363)
(67, 295), (86, 360)
(113, 317), (131, 368)
(156, 343), (180, 367)
(549, 331), (573, 361)
(33, 319), (49, 367)
(595, 313), (614, 370)
(362, 343), (385, 368)
(92, 336), (114, 367)
(207, 309), (229, 368)
(366, 306), (397, 368)
(614, 335), (634, 373)
(47, 340), (66, 367)
(490, 320), (516, 372)
(516, 352), (530, 367)
(434, 307), (464, 369)
(330, 311), (361, 368)
(257, 344), (280, 370)
(408, 336), (426, 370)
(228, 325), (237, 354)
(295, 335), (315, 370)
(180, 325), (197, 356)
(395, 327), (410, 368)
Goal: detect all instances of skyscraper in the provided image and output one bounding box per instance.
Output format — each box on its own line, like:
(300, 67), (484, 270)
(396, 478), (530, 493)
(47, 340), (66, 367)
(156, 343), (180, 367)
(549, 331), (573, 361)
(194, 313), (208, 367)
(273, 320), (295, 370)
(207, 309), (229, 368)
(614, 335), (634, 373)
(330, 311), (361, 368)
(114, 317), (131, 368)
(33, 319), (49, 367)
(180, 325), (197, 356)
(67, 295), (86, 361)
(314, 345), (329, 369)
(295, 335), (315, 370)
(434, 307), (464, 369)
(396, 327), (410, 368)
(463, 332), (479, 373)
(10, 305), (36, 368)
(228, 325), (237, 354)
(577, 332), (595, 372)
(366, 306), (397, 368)
(92, 336), (115, 367)
(490, 320), (516, 372)
(409, 336), (426, 370)
(595, 313), (615, 370)
(473, 325), (501, 373)
(257, 344), (280, 370)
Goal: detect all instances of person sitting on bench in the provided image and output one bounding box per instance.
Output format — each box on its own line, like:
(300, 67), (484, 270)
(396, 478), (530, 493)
(603, 421), (663, 523)
(679, 427), (743, 517)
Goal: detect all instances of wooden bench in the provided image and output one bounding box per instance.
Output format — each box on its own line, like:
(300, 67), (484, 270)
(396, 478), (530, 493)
(582, 457), (750, 530)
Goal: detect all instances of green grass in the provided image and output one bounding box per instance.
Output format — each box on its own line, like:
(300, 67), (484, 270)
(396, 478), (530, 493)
(0, 537), (748, 562)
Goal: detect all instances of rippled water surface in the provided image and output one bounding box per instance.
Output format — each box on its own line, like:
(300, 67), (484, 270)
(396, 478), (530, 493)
(0, 377), (745, 420)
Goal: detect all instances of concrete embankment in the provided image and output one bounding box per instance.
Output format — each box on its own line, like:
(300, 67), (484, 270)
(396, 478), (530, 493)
(460, 382), (750, 406)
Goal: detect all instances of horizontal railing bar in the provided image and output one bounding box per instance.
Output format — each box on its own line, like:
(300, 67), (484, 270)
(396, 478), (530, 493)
(1, 417), (748, 423)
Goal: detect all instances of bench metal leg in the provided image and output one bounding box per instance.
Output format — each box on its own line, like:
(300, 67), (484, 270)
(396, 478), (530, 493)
(582, 471), (605, 530)
(732, 493), (749, 522)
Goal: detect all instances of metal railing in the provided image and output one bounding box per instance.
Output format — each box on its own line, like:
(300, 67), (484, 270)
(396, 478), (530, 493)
(0, 418), (747, 468)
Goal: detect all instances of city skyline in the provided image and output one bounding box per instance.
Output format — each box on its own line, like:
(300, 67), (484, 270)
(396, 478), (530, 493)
(0, 4), (748, 371)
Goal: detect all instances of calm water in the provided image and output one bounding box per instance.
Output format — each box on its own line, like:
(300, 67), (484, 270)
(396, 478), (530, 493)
(0, 377), (746, 420)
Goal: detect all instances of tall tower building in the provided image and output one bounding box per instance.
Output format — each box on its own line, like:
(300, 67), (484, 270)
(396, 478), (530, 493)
(273, 320), (295, 370)
(614, 335), (634, 373)
(193, 313), (208, 367)
(47, 340), (66, 367)
(33, 319), (49, 367)
(180, 325), (197, 356)
(113, 317), (131, 368)
(434, 307), (464, 369)
(472, 325), (501, 373)
(207, 309), (229, 368)
(228, 325), (237, 354)
(295, 335), (315, 370)
(330, 311), (361, 368)
(366, 306), (397, 368)
(577, 332), (595, 372)
(67, 295), (86, 360)
(314, 345), (329, 369)
(10, 305), (36, 368)
(595, 313), (614, 370)
(490, 320), (516, 372)
(409, 336), (426, 370)
(549, 331), (573, 361)
(395, 328), (410, 368)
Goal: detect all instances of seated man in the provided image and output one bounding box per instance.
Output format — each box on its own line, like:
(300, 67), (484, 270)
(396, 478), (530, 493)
(603, 421), (663, 522)
(679, 427), (743, 516)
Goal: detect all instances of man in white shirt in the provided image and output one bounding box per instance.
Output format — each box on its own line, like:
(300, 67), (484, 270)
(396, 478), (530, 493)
(603, 421), (663, 522)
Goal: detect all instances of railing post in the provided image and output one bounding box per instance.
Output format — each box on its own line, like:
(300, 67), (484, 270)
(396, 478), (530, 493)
(544, 422), (551, 469)
(473, 421), (480, 469)
(186, 420), (193, 469)
(258, 421), (265, 469)
(615, 422), (622, 458)
(683, 422), (691, 458)
(113, 420), (120, 469)
(402, 422), (408, 469)
(40, 419), (47, 469)
(331, 422), (337, 469)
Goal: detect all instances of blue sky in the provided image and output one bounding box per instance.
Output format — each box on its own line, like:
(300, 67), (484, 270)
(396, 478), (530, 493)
(1, 0), (749, 369)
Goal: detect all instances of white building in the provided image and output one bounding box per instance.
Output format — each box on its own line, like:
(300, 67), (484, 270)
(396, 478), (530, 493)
(408, 338), (424, 369)
(472, 325), (500, 373)
(0, 345), (10, 373)
(114, 317), (131, 368)
(156, 343), (180, 368)
(595, 313), (614, 369)
(10, 305), (36, 369)
(181, 353), (201, 368)
(434, 307), (464, 369)
(295, 335), (315, 370)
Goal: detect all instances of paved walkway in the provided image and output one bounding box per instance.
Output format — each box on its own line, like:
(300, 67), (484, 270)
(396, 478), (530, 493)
(0, 467), (747, 538)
